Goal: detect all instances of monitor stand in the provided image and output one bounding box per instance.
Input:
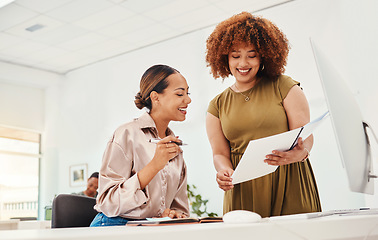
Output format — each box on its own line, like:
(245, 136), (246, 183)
(364, 122), (378, 181)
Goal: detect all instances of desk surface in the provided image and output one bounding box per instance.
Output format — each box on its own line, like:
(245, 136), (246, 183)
(1, 214), (378, 240)
(0, 220), (51, 230)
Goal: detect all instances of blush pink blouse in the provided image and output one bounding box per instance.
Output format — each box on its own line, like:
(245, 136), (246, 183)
(94, 112), (189, 219)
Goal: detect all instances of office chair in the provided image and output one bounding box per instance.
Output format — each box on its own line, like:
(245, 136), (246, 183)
(51, 193), (98, 228)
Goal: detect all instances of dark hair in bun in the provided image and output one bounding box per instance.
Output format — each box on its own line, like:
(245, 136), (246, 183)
(135, 65), (179, 110)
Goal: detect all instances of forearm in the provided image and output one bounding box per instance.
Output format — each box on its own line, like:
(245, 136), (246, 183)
(137, 159), (161, 190)
(303, 135), (313, 151)
(138, 136), (180, 189)
(213, 154), (233, 172)
(302, 135), (314, 160)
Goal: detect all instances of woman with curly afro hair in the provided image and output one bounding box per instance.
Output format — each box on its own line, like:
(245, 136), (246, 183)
(205, 12), (321, 218)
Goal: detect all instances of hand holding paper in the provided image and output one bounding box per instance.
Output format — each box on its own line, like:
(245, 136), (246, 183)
(264, 136), (308, 166)
(231, 111), (329, 185)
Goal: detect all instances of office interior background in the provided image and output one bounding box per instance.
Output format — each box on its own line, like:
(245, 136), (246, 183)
(0, 0), (377, 220)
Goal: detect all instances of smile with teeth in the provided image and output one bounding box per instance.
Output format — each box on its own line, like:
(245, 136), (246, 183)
(238, 68), (251, 73)
(178, 108), (187, 113)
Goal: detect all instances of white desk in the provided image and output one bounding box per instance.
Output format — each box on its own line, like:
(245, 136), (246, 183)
(0, 220), (19, 230)
(17, 220), (51, 230)
(0, 220), (51, 230)
(0, 214), (377, 240)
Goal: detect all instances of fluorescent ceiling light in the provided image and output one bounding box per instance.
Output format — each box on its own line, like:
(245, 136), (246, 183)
(25, 24), (45, 32)
(0, 0), (15, 9)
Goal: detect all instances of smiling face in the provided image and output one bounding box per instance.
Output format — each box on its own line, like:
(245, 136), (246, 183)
(228, 44), (261, 85)
(151, 73), (191, 122)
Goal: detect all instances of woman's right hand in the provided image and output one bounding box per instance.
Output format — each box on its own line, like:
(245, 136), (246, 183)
(152, 136), (182, 170)
(216, 168), (234, 191)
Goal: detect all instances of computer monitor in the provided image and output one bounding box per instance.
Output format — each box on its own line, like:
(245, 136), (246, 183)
(310, 39), (375, 194)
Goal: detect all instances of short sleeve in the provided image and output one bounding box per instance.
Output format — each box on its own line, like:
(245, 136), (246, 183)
(207, 95), (221, 118)
(278, 75), (300, 100)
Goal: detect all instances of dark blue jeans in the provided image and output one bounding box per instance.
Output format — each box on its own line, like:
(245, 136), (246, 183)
(90, 212), (130, 227)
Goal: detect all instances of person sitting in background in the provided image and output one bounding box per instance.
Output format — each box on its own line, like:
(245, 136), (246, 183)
(74, 172), (99, 198)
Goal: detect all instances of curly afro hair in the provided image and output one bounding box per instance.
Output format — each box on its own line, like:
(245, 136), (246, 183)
(205, 12), (290, 80)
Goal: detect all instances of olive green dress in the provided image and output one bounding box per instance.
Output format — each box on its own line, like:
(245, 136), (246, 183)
(207, 75), (321, 218)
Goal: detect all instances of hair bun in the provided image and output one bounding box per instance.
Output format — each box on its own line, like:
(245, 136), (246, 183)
(134, 92), (146, 109)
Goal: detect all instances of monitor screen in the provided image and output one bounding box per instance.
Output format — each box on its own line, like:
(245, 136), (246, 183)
(310, 39), (374, 194)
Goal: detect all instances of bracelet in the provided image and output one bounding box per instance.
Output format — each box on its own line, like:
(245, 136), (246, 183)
(301, 148), (310, 162)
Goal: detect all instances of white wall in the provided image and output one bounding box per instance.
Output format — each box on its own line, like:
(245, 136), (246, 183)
(1, 0), (378, 217)
(0, 81), (44, 131)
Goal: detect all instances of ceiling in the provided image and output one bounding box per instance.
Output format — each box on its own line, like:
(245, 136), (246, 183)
(0, 0), (291, 75)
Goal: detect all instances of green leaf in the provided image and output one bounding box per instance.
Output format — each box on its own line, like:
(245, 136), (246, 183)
(187, 184), (218, 217)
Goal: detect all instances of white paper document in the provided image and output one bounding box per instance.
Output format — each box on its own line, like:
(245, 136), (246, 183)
(231, 111), (329, 184)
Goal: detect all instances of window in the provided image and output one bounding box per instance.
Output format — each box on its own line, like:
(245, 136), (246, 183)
(0, 126), (40, 220)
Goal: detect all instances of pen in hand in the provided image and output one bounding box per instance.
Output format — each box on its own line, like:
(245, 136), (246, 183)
(149, 138), (188, 146)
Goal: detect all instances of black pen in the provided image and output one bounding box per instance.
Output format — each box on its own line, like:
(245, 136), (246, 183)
(149, 138), (188, 146)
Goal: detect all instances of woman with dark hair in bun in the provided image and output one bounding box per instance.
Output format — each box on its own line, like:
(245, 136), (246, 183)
(90, 64), (191, 227)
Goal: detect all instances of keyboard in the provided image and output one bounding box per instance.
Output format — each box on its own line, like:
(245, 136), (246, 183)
(269, 208), (378, 221)
(307, 208), (378, 219)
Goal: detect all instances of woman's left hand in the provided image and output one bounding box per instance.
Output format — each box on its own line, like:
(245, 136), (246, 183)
(161, 208), (187, 219)
(264, 137), (309, 166)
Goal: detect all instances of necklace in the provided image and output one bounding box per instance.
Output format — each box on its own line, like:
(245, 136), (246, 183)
(233, 84), (253, 101)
